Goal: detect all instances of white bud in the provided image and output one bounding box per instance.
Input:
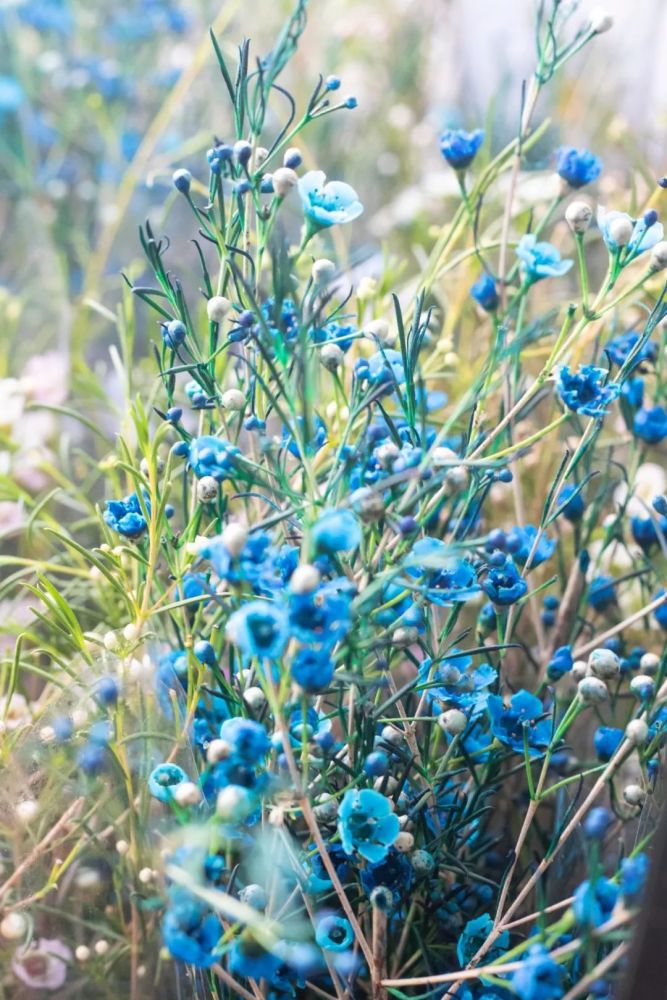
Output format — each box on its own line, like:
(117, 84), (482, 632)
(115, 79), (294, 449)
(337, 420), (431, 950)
(623, 783), (646, 806)
(364, 318), (394, 346)
(116, 840), (129, 855)
(374, 775), (398, 793)
(207, 296), (231, 323)
(394, 831), (415, 853)
(207, 738), (232, 763)
(437, 708), (467, 735)
(221, 388), (245, 411)
(103, 631), (119, 652)
(290, 564), (321, 594)
(312, 259), (336, 285)
(75, 945), (91, 962)
(630, 674), (655, 700)
(588, 648), (620, 680)
(432, 446), (458, 468)
(589, 7), (613, 33)
(243, 686), (266, 711)
(255, 146), (269, 164)
(1, 912), (27, 940)
(313, 796), (338, 822)
(197, 476), (219, 503)
(123, 622), (140, 642)
(16, 800), (39, 824)
(94, 940), (110, 956)
(216, 785), (253, 822)
(381, 725), (403, 746)
(221, 522), (248, 557)
(650, 241), (667, 272)
(444, 465), (469, 493)
(357, 276), (377, 300)
(174, 781), (202, 807)
(272, 167), (299, 198)
(138, 867), (154, 885)
(608, 215), (634, 247)
(72, 708), (88, 728)
(625, 718), (648, 745)
(137, 965), (146, 979)
(376, 442), (400, 469)
(571, 660), (588, 682)
(40, 725), (56, 744)
(565, 200), (593, 233)
(392, 626), (419, 648)
(640, 652), (660, 675)
(320, 342), (344, 371)
(578, 675), (608, 704)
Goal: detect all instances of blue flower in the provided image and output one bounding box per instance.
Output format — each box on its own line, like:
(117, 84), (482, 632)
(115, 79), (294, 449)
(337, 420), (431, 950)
(488, 690), (551, 756)
(290, 647), (334, 692)
(555, 365), (620, 417)
(470, 273), (499, 311)
(298, 170), (363, 230)
(418, 651), (496, 717)
(506, 524), (557, 567)
(338, 789), (400, 863)
(315, 915), (354, 953)
(573, 877), (618, 928)
(631, 513), (667, 551)
(198, 531), (285, 596)
(622, 376), (645, 410)
(355, 349), (406, 387)
(229, 935), (283, 982)
(620, 854), (648, 902)
(547, 645), (573, 681)
(288, 577), (354, 647)
(556, 146), (602, 188)
(189, 436), (240, 480)
(588, 575), (616, 611)
(103, 492), (149, 538)
(311, 508), (362, 554)
(597, 206), (664, 255)
(148, 763), (189, 802)
(406, 538), (480, 606)
(557, 484), (585, 521)
(0, 76), (24, 115)
(511, 944), (564, 999)
(516, 234), (573, 282)
(439, 128), (484, 169)
(633, 405), (667, 444)
(162, 889), (221, 968)
(654, 589), (667, 629)
(360, 849), (414, 904)
(593, 726), (624, 761)
(225, 601), (289, 660)
(605, 331), (657, 370)
(218, 718), (270, 765)
(481, 554), (527, 605)
(456, 913), (509, 966)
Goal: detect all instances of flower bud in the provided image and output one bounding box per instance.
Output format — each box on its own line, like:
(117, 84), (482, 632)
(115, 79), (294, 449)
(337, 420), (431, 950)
(392, 626), (419, 648)
(116, 839), (129, 855)
(207, 738), (232, 763)
(608, 215), (634, 247)
(640, 652), (660, 675)
(221, 388), (245, 411)
(625, 718), (648, 745)
(221, 522), (248, 557)
(16, 800), (39, 824)
(394, 831), (414, 853)
(588, 648), (620, 680)
(571, 660), (588, 681)
(623, 783), (646, 806)
(103, 631), (119, 652)
(589, 7), (613, 33)
(290, 564), (321, 594)
(312, 259), (336, 285)
(578, 675), (608, 704)
(271, 167), (299, 198)
(207, 296), (231, 323)
(437, 708), (467, 735)
(411, 849), (435, 874)
(94, 940), (110, 956)
(351, 486), (384, 522)
(138, 867), (154, 884)
(381, 725), (403, 746)
(1, 912), (27, 940)
(565, 200), (593, 233)
(320, 342), (344, 371)
(75, 945), (91, 962)
(630, 674), (655, 700)
(243, 686), (266, 711)
(444, 465), (468, 493)
(197, 476), (219, 503)
(174, 781), (202, 807)
(216, 785), (254, 822)
(283, 147), (302, 169)
(172, 168), (191, 194)
(432, 446), (458, 468)
(650, 240), (667, 272)
(364, 318), (394, 346)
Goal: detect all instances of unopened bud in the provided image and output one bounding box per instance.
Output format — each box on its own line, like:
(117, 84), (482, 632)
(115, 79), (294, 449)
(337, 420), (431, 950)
(566, 200), (593, 234)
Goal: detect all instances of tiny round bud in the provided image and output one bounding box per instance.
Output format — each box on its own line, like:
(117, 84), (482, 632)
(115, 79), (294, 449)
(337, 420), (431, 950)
(207, 738), (232, 763)
(312, 258), (336, 285)
(174, 781), (202, 807)
(290, 564), (321, 594)
(271, 167), (299, 198)
(578, 675), (609, 704)
(376, 442), (400, 468)
(608, 215), (634, 247)
(137, 965), (146, 979)
(75, 945), (91, 962)
(589, 7), (613, 33)
(437, 708), (467, 735)
(381, 725), (403, 746)
(625, 718), (649, 745)
(1, 912), (27, 940)
(370, 885), (394, 911)
(394, 831), (414, 853)
(233, 140), (252, 166)
(243, 686), (266, 711)
(116, 839), (129, 855)
(374, 775), (398, 793)
(571, 660), (588, 682)
(221, 522), (248, 557)
(630, 674), (655, 701)
(40, 725), (56, 744)
(444, 465), (468, 493)
(239, 884), (267, 909)
(94, 940), (110, 956)
(207, 296), (231, 323)
(16, 800), (39, 824)
(565, 200), (593, 233)
(320, 342), (344, 371)
(283, 147), (302, 169)
(432, 446), (458, 468)
(357, 276), (377, 300)
(588, 648), (620, 680)
(364, 318), (395, 346)
(411, 849), (435, 874)
(255, 146), (269, 165)
(172, 168), (191, 194)
(640, 652), (660, 675)
(103, 631), (119, 652)
(216, 785), (254, 822)
(123, 622), (140, 642)
(392, 626), (419, 648)
(624, 783), (646, 806)
(197, 476), (219, 503)
(351, 487), (384, 522)
(138, 867), (154, 885)
(650, 241), (667, 272)
(221, 388), (245, 411)
(313, 796), (338, 822)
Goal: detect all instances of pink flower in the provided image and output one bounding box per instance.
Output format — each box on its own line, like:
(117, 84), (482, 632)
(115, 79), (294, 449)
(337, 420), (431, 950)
(12, 938), (72, 990)
(20, 352), (68, 406)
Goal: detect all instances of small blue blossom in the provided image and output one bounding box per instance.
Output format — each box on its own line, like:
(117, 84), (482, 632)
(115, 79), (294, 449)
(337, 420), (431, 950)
(288, 577), (354, 647)
(406, 538), (480, 606)
(298, 170), (363, 230)
(633, 405), (667, 444)
(516, 234), (573, 282)
(162, 889), (221, 968)
(593, 726), (623, 761)
(338, 789), (400, 863)
(189, 436), (240, 480)
(229, 936), (283, 982)
(631, 513), (667, 551)
(506, 524), (557, 567)
(311, 508), (362, 554)
(556, 146), (602, 188)
(573, 877), (618, 928)
(360, 849), (414, 904)
(148, 763), (189, 803)
(597, 206), (664, 255)
(547, 645), (573, 681)
(456, 913), (509, 966)
(219, 718), (270, 765)
(225, 600), (289, 660)
(488, 690), (551, 756)
(654, 589), (667, 629)
(315, 915), (354, 952)
(290, 647), (334, 692)
(605, 331), (657, 370)
(439, 128), (484, 169)
(481, 554), (527, 605)
(511, 944), (564, 999)
(470, 273), (499, 311)
(103, 492), (149, 538)
(557, 484), (585, 521)
(418, 651), (496, 717)
(620, 854), (648, 902)
(556, 365), (620, 417)
(588, 575), (616, 611)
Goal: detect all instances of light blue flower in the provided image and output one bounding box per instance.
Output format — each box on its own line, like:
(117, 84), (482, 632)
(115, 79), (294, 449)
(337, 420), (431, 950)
(298, 170), (363, 230)
(189, 436), (240, 481)
(148, 763), (189, 803)
(516, 234), (573, 282)
(597, 206), (663, 255)
(338, 789), (400, 863)
(225, 600), (289, 660)
(311, 508), (362, 554)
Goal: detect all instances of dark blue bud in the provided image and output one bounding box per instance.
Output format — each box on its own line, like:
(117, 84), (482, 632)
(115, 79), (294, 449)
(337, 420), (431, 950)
(325, 75), (341, 91)
(191, 392), (207, 407)
(283, 149), (302, 169)
(77, 743), (107, 775)
(260, 174), (274, 194)
(238, 309), (255, 328)
(364, 751), (389, 778)
(653, 494), (667, 516)
(96, 676), (119, 706)
(583, 806), (614, 839)
(193, 639), (216, 665)
(172, 441), (189, 457)
(399, 515), (418, 535)
(233, 140), (252, 166)
(644, 209), (659, 228)
(345, 96), (358, 109)
(172, 168), (192, 194)
(165, 504), (175, 519)
(166, 407), (182, 424)
(659, 177), (667, 189)
(234, 180), (251, 195)
(497, 468), (513, 483)
(162, 320), (186, 348)
(489, 550), (507, 568)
